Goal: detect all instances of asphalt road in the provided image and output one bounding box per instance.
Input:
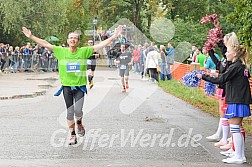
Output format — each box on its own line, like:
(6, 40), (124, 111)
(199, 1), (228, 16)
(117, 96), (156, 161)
(0, 67), (251, 167)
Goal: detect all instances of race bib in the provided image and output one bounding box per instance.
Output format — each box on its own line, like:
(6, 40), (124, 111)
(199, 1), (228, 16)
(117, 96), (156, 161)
(87, 59), (92, 65)
(66, 63), (80, 72)
(120, 64), (127, 70)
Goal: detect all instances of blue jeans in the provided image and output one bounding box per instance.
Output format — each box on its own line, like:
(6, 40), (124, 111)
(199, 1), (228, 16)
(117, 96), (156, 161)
(166, 63), (171, 74)
(134, 62), (140, 73)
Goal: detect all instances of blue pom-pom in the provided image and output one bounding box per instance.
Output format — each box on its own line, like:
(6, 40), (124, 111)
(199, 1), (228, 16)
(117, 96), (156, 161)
(204, 81), (216, 96)
(182, 70), (203, 87)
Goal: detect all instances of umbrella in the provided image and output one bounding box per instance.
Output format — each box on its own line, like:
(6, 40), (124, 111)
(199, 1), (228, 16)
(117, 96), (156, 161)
(45, 36), (60, 42)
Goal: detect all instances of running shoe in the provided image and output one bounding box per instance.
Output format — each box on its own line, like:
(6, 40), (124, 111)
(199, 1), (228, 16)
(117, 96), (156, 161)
(125, 82), (129, 89)
(77, 124), (85, 137)
(69, 135), (77, 145)
(90, 80), (94, 89)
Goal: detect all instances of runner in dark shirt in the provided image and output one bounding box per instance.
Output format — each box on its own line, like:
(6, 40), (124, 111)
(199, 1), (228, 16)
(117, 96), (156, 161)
(87, 40), (99, 89)
(114, 44), (132, 92)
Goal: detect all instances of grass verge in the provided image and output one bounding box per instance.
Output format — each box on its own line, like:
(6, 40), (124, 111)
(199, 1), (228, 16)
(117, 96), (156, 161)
(158, 79), (252, 134)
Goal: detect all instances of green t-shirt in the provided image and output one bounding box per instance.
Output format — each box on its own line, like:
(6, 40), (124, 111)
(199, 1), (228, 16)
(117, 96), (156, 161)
(53, 46), (93, 86)
(196, 54), (206, 68)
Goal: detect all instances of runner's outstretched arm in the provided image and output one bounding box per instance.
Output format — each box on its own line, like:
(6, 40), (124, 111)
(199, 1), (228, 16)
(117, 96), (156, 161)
(22, 27), (54, 51)
(93, 25), (123, 52)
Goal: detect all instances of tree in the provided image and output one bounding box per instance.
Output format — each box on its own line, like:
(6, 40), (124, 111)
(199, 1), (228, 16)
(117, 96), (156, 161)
(171, 18), (209, 47)
(226, 0), (252, 51)
(0, 0), (69, 46)
(62, 0), (90, 45)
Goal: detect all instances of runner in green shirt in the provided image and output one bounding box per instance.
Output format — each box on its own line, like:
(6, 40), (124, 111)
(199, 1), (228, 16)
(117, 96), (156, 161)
(22, 26), (123, 145)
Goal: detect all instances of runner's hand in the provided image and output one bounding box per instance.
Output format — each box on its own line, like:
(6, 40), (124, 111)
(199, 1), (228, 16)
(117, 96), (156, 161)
(114, 25), (123, 37)
(22, 27), (32, 38)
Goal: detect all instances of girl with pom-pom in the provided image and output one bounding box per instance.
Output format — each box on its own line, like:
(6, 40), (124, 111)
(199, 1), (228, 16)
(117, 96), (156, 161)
(197, 32), (251, 164)
(201, 14), (232, 152)
(204, 18), (246, 155)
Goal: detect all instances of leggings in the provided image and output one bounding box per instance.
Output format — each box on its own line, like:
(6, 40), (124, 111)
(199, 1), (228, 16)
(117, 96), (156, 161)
(63, 86), (85, 120)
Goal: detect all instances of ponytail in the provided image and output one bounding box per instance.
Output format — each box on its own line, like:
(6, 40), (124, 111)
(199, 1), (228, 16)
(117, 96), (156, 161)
(236, 45), (250, 70)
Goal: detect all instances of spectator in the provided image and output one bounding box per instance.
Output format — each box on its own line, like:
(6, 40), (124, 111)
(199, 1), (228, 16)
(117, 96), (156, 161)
(133, 45), (140, 73)
(196, 48), (207, 70)
(191, 45), (199, 63)
(23, 42), (32, 71)
(166, 42), (174, 80)
(159, 45), (167, 81)
(146, 46), (159, 83)
(205, 52), (220, 71)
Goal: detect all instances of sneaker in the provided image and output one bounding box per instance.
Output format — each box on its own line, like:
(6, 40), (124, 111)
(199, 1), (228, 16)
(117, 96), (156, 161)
(220, 143), (232, 151)
(220, 148), (233, 156)
(222, 156), (244, 164)
(227, 152), (247, 163)
(77, 124), (85, 137)
(125, 83), (129, 89)
(122, 88), (126, 93)
(89, 80), (94, 89)
(214, 141), (227, 147)
(69, 135), (77, 145)
(206, 134), (220, 142)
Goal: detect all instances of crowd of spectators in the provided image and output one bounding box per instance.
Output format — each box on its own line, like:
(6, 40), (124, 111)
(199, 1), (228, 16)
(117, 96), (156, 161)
(0, 42), (57, 73)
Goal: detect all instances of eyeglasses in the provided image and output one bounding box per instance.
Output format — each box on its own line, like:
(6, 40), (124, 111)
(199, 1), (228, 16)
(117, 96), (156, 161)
(68, 37), (79, 40)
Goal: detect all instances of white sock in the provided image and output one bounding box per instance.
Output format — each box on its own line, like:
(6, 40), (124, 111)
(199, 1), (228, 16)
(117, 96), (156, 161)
(215, 118), (222, 137)
(230, 124), (242, 159)
(240, 126), (245, 159)
(221, 118), (230, 142)
(241, 134), (245, 159)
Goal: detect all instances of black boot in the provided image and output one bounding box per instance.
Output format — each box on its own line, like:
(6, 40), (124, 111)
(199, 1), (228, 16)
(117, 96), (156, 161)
(167, 74), (172, 80)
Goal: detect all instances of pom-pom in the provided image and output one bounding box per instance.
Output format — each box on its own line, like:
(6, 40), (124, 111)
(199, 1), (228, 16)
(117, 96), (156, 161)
(201, 14), (223, 50)
(200, 14), (218, 24)
(204, 81), (216, 96)
(204, 27), (223, 51)
(182, 70), (203, 87)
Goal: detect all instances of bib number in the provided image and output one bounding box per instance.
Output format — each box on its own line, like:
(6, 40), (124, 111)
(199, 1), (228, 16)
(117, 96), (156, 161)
(120, 64), (127, 70)
(87, 59), (92, 65)
(66, 63), (80, 72)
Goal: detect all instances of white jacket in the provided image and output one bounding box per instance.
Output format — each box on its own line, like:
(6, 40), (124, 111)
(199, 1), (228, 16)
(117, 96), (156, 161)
(146, 50), (159, 68)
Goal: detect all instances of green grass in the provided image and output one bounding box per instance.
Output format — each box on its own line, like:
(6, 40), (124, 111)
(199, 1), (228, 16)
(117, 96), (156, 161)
(158, 79), (252, 134)
(158, 80), (219, 116)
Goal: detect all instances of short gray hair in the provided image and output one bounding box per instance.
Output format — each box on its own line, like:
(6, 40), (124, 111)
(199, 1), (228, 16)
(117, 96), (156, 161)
(67, 32), (80, 40)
